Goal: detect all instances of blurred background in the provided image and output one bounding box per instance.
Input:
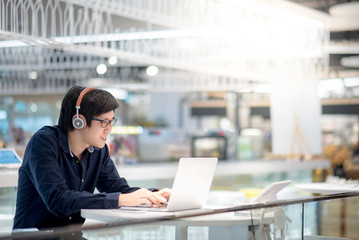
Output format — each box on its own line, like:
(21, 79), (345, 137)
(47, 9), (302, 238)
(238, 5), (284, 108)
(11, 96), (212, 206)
(1, 0), (359, 238)
(0, 0), (358, 171)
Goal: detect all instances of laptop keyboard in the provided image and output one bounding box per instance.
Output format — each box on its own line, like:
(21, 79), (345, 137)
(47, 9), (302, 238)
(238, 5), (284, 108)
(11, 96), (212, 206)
(138, 202), (168, 209)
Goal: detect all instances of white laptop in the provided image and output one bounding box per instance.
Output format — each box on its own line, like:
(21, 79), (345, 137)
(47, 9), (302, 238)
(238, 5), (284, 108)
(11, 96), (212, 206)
(232, 180), (292, 214)
(250, 180), (292, 204)
(121, 157), (218, 212)
(0, 148), (22, 169)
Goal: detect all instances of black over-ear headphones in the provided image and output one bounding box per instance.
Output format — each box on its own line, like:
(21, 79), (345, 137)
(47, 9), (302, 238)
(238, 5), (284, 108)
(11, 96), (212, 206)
(72, 87), (96, 130)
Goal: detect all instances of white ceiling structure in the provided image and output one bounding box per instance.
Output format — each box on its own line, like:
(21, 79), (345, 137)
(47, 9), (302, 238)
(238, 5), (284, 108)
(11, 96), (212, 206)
(0, 0), (358, 95)
(288, 0), (359, 75)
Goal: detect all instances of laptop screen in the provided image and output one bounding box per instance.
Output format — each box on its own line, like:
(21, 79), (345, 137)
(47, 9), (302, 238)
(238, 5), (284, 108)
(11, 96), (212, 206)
(0, 149), (22, 166)
(250, 180), (292, 203)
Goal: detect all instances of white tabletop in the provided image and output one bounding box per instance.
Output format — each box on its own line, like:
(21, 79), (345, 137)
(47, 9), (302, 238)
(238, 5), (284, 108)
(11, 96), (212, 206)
(81, 208), (273, 226)
(295, 182), (359, 194)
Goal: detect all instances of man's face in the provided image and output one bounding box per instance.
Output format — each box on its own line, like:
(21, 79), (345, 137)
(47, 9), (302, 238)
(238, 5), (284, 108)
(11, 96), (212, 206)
(83, 110), (115, 149)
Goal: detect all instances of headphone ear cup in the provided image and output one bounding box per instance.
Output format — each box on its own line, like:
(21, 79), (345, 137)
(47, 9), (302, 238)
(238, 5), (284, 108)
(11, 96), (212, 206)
(72, 114), (87, 130)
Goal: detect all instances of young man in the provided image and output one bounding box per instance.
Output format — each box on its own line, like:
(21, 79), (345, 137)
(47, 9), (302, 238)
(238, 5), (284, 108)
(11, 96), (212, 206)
(13, 86), (170, 230)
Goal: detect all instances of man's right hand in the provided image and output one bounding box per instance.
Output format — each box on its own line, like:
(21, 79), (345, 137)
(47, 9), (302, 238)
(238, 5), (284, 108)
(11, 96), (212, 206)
(118, 188), (167, 207)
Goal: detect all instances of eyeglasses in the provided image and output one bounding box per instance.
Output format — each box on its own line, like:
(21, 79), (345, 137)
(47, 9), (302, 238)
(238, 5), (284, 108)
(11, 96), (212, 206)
(92, 118), (117, 128)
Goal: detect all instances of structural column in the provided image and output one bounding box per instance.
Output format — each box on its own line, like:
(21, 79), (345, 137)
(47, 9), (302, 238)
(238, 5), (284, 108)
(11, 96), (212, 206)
(270, 75), (322, 158)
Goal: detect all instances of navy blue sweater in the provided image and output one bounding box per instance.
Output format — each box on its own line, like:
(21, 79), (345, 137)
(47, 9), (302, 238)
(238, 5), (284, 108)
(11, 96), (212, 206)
(13, 125), (138, 229)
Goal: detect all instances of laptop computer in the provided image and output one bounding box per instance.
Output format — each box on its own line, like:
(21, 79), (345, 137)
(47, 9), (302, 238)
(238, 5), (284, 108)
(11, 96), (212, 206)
(232, 180), (292, 217)
(121, 157), (218, 212)
(232, 180), (292, 207)
(0, 148), (22, 169)
(249, 180), (292, 204)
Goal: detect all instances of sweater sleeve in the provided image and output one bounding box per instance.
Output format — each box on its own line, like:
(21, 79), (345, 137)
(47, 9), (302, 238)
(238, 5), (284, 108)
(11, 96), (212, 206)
(25, 134), (129, 217)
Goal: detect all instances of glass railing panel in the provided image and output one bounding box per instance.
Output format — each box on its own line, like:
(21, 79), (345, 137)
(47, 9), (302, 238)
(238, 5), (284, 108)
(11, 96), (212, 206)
(83, 224), (176, 240)
(83, 224), (212, 240)
(312, 195), (359, 239)
(303, 201), (320, 237)
(2, 192), (358, 240)
(0, 187), (17, 236)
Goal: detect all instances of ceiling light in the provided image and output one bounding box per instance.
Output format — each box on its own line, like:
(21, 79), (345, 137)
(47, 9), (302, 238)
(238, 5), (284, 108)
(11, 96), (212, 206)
(28, 71), (38, 80)
(108, 56), (118, 65)
(146, 65), (159, 76)
(96, 64), (107, 75)
(219, 117), (231, 130)
(30, 103), (38, 112)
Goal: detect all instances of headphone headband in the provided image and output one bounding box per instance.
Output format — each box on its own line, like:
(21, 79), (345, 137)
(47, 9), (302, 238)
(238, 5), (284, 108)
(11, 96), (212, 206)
(76, 87), (96, 109)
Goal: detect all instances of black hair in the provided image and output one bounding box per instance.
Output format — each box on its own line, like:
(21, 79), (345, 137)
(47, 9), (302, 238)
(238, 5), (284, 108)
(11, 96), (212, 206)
(58, 86), (119, 132)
